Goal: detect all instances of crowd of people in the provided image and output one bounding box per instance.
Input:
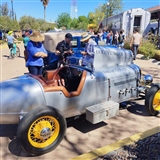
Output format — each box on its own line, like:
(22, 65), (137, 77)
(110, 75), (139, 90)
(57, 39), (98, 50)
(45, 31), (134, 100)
(89, 27), (142, 60)
(3, 27), (142, 76)
(92, 28), (126, 48)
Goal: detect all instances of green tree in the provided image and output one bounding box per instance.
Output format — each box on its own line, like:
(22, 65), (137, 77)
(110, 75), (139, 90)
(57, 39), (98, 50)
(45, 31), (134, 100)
(70, 18), (78, 29)
(19, 16), (56, 31)
(87, 7), (105, 31)
(19, 16), (40, 30)
(36, 18), (56, 31)
(87, 12), (95, 24)
(77, 21), (88, 30)
(78, 15), (88, 23)
(0, 2), (10, 16)
(56, 12), (72, 29)
(101, 0), (123, 18)
(40, 0), (50, 21)
(0, 16), (19, 30)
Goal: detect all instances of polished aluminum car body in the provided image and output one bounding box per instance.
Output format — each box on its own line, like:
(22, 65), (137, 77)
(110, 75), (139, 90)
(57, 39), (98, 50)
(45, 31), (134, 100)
(0, 44), (143, 124)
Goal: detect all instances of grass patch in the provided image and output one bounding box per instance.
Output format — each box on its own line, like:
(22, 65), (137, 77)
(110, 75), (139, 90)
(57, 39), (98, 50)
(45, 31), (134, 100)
(0, 40), (6, 45)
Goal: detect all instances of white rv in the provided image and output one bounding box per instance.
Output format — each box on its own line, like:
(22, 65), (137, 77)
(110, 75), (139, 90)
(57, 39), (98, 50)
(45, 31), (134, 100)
(100, 8), (151, 36)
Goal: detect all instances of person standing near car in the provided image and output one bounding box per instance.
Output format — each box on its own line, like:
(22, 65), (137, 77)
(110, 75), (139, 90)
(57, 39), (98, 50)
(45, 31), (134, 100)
(118, 30), (125, 48)
(26, 30), (47, 75)
(23, 30), (30, 62)
(114, 31), (119, 46)
(55, 33), (73, 67)
(80, 32), (97, 65)
(130, 28), (142, 60)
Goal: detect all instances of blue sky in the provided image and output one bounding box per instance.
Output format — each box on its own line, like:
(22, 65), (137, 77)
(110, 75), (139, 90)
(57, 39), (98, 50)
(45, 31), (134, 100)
(3, 0), (160, 22)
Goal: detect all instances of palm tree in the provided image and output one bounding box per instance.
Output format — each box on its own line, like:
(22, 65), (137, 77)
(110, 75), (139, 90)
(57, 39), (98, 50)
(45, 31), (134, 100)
(40, 0), (50, 21)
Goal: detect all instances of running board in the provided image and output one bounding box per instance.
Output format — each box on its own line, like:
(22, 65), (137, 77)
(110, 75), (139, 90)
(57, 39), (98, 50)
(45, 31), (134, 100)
(86, 101), (119, 124)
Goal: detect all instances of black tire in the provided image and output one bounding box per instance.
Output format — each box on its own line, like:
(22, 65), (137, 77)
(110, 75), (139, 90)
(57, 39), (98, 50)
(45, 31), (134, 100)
(145, 83), (160, 116)
(17, 106), (66, 156)
(16, 46), (20, 57)
(10, 48), (15, 59)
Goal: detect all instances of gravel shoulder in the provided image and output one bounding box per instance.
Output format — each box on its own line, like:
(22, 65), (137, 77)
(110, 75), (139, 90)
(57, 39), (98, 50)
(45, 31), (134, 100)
(96, 132), (160, 160)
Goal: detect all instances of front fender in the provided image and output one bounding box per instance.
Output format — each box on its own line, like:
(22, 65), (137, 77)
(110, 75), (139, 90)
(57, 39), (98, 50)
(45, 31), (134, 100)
(0, 75), (46, 124)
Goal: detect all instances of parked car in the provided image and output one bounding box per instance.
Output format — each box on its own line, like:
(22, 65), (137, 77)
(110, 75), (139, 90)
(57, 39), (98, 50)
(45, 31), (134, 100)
(0, 32), (159, 156)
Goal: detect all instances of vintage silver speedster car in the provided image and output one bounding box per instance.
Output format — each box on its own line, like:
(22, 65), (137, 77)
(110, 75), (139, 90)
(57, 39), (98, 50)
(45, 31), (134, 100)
(0, 31), (160, 156)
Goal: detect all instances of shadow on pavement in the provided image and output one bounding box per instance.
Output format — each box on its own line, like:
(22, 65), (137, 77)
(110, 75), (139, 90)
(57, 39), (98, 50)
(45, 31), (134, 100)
(2, 55), (24, 59)
(67, 114), (107, 133)
(127, 102), (150, 117)
(152, 59), (159, 63)
(8, 139), (31, 157)
(0, 116), (107, 158)
(119, 95), (151, 117)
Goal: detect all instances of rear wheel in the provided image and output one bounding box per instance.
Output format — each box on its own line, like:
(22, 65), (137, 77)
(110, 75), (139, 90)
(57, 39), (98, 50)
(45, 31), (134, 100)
(145, 84), (160, 116)
(10, 48), (15, 59)
(17, 106), (66, 156)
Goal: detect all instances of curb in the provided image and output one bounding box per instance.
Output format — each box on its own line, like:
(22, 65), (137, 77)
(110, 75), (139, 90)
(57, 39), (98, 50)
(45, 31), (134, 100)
(71, 126), (160, 160)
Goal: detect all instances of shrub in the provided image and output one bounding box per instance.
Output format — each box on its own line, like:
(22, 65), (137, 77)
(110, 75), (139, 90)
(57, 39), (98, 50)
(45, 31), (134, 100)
(138, 39), (156, 59)
(124, 35), (159, 61)
(154, 50), (160, 61)
(17, 37), (23, 41)
(124, 36), (132, 50)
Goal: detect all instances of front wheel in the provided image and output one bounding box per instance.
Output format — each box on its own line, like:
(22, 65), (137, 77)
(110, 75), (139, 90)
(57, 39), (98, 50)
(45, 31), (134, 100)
(17, 106), (66, 156)
(145, 84), (160, 116)
(16, 46), (20, 57)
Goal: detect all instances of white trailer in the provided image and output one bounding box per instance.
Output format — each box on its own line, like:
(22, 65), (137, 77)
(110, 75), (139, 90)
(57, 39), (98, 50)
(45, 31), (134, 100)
(100, 8), (151, 36)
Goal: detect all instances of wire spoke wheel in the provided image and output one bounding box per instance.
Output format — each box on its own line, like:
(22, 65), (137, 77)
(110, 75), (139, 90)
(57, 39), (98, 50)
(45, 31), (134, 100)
(152, 90), (160, 111)
(17, 107), (66, 156)
(28, 116), (60, 148)
(145, 84), (160, 116)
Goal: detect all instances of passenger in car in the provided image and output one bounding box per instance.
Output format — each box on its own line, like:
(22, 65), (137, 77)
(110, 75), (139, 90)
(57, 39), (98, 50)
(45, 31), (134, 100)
(80, 32), (97, 64)
(55, 33), (73, 67)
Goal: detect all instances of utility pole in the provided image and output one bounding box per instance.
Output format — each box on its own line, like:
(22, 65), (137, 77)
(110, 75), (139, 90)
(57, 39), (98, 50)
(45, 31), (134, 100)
(11, 0), (14, 20)
(106, 2), (110, 27)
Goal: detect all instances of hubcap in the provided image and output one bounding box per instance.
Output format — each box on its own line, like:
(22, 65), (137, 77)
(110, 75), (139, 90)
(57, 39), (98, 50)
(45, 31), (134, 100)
(153, 90), (160, 111)
(28, 116), (60, 148)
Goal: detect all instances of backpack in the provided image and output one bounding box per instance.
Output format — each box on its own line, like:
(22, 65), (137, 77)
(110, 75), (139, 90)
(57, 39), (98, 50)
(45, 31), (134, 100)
(118, 34), (124, 43)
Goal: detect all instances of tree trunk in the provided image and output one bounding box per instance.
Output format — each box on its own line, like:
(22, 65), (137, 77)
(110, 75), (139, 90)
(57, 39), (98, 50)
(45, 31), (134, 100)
(44, 6), (46, 21)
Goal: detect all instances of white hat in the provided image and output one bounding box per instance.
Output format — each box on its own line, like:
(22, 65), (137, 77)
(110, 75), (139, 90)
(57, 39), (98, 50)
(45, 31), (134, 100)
(80, 32), (92, 42)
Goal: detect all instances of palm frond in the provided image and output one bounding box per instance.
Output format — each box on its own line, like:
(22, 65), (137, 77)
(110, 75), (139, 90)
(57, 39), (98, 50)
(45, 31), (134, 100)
(40, 0), (49, 6)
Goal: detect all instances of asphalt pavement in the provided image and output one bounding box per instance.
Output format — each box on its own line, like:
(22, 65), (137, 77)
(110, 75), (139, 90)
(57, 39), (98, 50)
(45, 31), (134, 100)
(0, 44), (160, 160)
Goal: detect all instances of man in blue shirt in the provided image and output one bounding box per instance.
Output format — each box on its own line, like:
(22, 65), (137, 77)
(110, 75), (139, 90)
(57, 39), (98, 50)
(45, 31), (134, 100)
(26, 30), (47, 75)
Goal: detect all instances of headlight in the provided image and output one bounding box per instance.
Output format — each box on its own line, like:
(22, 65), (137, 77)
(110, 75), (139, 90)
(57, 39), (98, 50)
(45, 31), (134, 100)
(143, 74), (153, 85)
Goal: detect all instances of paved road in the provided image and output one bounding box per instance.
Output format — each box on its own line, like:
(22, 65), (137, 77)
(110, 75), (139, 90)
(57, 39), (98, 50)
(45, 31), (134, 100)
(0, 44), (159, 160)
(0, 44), (28, 81)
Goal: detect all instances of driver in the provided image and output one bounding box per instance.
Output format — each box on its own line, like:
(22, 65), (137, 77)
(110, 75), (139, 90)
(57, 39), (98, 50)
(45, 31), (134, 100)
(55, 33), (73, 66)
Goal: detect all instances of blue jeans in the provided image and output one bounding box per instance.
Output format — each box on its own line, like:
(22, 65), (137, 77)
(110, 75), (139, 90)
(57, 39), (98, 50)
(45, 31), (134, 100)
(132, 44), (139, 60)
(28, 66), (43, 75)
